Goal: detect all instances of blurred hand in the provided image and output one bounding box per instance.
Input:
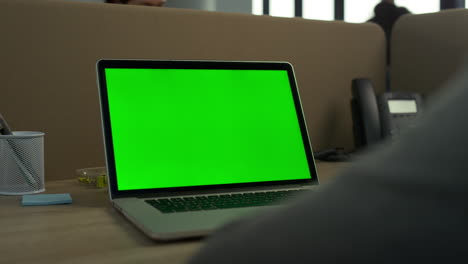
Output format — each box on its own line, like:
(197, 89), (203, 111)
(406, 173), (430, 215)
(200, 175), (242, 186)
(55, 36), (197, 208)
(127, 0), (166, 6)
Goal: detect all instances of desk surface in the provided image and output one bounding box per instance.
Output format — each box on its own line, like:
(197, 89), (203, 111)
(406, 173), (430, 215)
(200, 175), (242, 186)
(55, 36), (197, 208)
(0, 161), (349, 264)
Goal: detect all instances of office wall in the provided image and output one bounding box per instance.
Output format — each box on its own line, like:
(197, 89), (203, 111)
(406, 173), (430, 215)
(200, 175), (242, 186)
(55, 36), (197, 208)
(165, 0), (215, 10)
(165, 0), (252, 14)
(215, 0), (251, 14)
(67, 0), (253, 14)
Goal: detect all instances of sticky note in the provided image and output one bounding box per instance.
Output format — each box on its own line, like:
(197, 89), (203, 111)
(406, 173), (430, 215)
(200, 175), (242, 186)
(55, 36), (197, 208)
(22, 193), (73, 206)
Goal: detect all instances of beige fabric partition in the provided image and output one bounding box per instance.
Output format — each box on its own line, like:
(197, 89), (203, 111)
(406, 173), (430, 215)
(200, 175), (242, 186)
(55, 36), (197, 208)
(391, 9), (468, 96)
(0, 0), (385, 180)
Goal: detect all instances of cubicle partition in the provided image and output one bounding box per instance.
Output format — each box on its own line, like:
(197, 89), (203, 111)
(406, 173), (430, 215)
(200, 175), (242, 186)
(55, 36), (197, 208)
(391, 9), (468, 96)
(0, 0), (386, 180)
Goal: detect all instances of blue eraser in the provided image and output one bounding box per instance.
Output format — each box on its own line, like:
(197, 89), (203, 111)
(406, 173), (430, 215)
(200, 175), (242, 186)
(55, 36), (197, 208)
(22, 193), (73, 206)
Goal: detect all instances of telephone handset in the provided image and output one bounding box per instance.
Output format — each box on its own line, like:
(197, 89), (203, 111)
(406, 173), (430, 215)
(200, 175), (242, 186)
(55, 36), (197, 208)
(351, 78), (423, 148)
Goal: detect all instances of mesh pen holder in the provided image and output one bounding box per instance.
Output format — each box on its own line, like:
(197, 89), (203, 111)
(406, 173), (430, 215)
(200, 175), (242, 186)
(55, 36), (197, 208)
(0, 131), (45, 195)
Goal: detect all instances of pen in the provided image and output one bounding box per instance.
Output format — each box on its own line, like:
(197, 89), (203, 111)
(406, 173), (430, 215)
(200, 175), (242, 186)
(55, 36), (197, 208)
(0, 113), (37, 187)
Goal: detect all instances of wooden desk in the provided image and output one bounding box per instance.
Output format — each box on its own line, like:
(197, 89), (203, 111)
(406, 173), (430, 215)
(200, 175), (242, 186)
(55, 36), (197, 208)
(0, 161), (348, 264)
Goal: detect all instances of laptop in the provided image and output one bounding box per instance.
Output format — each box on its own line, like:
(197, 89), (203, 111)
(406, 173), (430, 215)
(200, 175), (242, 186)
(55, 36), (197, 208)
(96, 60), (319, 241)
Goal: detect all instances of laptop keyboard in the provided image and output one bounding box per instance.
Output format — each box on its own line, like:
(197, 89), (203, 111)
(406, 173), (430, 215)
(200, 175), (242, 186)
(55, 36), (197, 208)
(145, 190), (306, 213)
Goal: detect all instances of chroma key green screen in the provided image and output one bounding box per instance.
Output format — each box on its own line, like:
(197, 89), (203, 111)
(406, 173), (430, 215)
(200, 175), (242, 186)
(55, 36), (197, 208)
(104, 68), (312, 190)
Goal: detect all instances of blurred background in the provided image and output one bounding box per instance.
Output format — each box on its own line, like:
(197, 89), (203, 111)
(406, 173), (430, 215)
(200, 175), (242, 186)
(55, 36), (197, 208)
(71, 0), (466, 22)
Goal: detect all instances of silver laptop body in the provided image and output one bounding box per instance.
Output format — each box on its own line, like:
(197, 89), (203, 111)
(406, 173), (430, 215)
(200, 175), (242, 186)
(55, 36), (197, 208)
(97, 60), (319, 241)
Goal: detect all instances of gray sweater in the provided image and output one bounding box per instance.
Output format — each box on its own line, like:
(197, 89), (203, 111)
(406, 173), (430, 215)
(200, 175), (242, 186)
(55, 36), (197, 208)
(188, 61), (468, 263)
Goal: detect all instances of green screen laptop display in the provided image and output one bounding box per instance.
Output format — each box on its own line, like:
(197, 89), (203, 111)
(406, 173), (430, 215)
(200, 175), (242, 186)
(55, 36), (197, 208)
(103, 65), (312, 191)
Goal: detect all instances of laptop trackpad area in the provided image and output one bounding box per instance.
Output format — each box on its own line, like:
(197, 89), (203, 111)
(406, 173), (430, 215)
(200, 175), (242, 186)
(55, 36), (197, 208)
(114, 198), (274, 240)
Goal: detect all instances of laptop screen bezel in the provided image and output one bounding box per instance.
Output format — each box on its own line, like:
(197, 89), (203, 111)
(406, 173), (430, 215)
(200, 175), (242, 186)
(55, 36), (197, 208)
(97, 60), (318, 199)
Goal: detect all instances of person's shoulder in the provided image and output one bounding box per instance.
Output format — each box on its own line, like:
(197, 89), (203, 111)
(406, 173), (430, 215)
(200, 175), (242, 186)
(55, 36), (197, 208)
(397, 7), (411, 15)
